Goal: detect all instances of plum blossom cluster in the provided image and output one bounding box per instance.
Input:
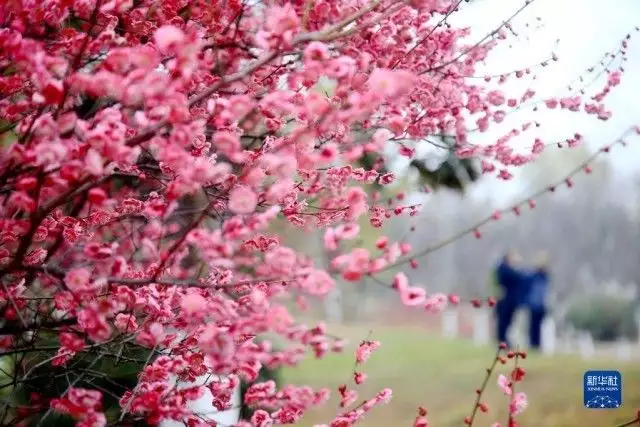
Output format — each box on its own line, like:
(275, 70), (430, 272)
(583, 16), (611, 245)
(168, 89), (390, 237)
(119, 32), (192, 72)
(51, 388), (106, 427)
(0, 0), (637, 425)
(456, 28), (638, 181)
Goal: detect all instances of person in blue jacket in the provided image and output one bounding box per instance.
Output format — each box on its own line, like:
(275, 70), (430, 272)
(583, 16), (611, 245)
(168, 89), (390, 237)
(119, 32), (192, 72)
(494, 250), (530, 348)
(525, 252), (550, 351)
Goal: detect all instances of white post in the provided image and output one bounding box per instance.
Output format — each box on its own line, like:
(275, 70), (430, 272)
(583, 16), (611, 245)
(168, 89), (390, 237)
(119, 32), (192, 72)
(635, 308), (640, 345)
(559, 325), (575, 355)
(324, 286), (343, 324)
(159, 373), (242, 427)
(322, 235), (343, 324)
(541, 317), (557, 356)
(508, 310), (526, 349)
(159, 331), (242, 426)
(442, 308), (459, 339)
(472, 308), (491, 346)
(578, 331), (595, 360)
(615, 338), (632, 361)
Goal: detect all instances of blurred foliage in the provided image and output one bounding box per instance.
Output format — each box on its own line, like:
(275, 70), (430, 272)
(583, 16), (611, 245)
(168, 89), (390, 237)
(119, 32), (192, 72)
(0, 119), (17, 147)
(409, 155), (480, 193)
(357, 143), (480, 194)
(565, 295), (638, 341)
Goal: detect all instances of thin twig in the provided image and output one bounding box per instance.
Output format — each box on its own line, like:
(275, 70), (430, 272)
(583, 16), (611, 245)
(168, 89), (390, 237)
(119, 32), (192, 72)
(507, 350), (521, 426)
(466, 345), (504, 426)
(117, 344), (159, 422)
(615, 415), (640, 427)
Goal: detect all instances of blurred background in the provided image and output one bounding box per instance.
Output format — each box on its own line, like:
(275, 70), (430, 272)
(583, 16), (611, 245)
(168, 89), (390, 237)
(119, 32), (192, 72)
(276, 142), (640, 426)
(277, 0), (640, 425)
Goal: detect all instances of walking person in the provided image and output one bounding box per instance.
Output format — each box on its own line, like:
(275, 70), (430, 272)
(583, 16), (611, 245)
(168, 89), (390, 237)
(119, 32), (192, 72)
(494, 250), (530, 348)
(525, 251), (550, 351)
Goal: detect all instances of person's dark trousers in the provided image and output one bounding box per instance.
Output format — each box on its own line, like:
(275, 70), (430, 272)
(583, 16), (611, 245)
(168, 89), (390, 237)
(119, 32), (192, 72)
(496, 299), (516, 348)
(529, 306), (546, 350)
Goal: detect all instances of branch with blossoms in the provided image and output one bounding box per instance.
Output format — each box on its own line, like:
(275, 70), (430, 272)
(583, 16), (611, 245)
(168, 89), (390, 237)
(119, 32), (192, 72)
(320, 336), (395, 427)
(459, 344), (529, 427)
(464, 343), (506, 426)
(316, 130), (640, 348)
(401, 28), (640, 178)
(504, 350), (528, 427)
(376, 127), (640, 275)
(321, 128), (638, 315)
(1, 0), (639, 426)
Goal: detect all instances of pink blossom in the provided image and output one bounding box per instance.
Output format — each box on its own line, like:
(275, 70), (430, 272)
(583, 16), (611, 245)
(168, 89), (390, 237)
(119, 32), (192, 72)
(85, 148), (104, 176)
(376, 388), (393, 403)
(300, 269), (335, 295)
(400, 286), (426, 306)
(367, 69), (415, 99)
(476, 116), (490, 132)
(339, 386), (358, 408)
(532, 138), (545, 154)
(181, 293), (207, 319)
(379, 173), (395, 185)
(77, 308), (112, 342)
(324, 228), (339, 251)
(373, 237), (388, 251)
(213, 131), (242, 157)
(487, 90), (506, 106)
(114, 313), (139, 333)
(608, 71), (621, 86)
(251, 409), (274, 427)
(256, 4), (301, 50)
(136, 322), (164, 348)
(497, 374), (512, 395)
(355, 340), (380, 364)
(265, 246), (297, 273)
(335, 223), (360, 240)
(345, 187), (368, 220)
(154, 25), (186, 54)
(510, 392), (528, 416)
(354, 372), (367, 384)
(392, 272), (409, 292)
(304, 42), (330, 63)
(424, 293), (449, 313)
(64, 268), (92, 293)
(51, 387), (104, 423)
(229, 185), (258, 214)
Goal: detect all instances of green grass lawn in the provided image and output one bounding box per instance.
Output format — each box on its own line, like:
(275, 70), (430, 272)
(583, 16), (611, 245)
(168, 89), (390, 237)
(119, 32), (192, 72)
(283, 324), (639, 427)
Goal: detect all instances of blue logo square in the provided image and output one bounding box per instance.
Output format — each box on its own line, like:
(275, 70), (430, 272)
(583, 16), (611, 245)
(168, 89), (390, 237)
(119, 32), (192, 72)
(584, 370), (622, 409)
